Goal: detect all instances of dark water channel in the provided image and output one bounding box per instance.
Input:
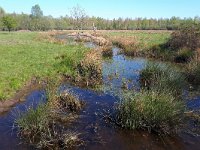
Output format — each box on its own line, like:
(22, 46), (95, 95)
(1, 38), (200, 149)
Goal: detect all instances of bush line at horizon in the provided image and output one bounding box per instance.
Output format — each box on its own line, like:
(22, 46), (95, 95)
(1, 3), (200, 31)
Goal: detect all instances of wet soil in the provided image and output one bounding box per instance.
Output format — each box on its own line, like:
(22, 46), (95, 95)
(0, 77), (45, 115)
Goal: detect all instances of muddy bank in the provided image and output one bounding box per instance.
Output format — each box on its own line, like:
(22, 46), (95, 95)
(0, 77), (45, 115)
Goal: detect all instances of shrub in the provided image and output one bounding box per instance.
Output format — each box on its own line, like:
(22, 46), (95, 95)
(101, 45), (113, 57)
(167, 22), (200, 51)
(76, 50), (102, 86)
(117, 90), (185, 134)
(187, 58), (200, 84)
(149, 44), (175, 61)
(175, 48), (194, 63)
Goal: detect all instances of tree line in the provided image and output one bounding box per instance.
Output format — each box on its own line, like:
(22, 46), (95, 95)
(0, 4), (200, 31)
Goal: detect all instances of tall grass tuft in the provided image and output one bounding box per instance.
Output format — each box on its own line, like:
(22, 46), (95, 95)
(175, 48), (194, 63)
(186, 58), (200, 84)
(116, 62), (186, 134)
(101, 45), (113, 57)
(15, 103), (49, 142)
(140, 62), (186, 98)
(167, 22), (200, 51)
(112, 36), (140, 56)
(117, 90), (185, 134)
(76, 50), (102, 86)
(15, 80), (84, 149)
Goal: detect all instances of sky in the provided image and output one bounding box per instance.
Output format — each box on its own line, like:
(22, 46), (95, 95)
(0, 0), (200, 19)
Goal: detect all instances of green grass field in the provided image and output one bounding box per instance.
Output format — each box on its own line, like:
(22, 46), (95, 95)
(101, 30), (171, 49)
(0, 32), (89, 100)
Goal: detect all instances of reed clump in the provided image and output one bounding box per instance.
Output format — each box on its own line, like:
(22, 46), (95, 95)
(116, 62), (186, 134)
(112, 36), (141, 56)
(186, 58), (200, 85)
(76, 49), (102, 86)
(15, 81), (84, 149)
(117, 90), (185, 134)
(140, 62), (186, 98)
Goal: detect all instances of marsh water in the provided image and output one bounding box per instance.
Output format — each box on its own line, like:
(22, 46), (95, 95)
(1, 38), (200, 149)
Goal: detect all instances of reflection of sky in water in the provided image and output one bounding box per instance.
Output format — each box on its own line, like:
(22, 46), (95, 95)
(187, 95), (200, 111)
(84, 42), (98, 49)
(102, 47), (146, 95)
(54, 34), (77, 45)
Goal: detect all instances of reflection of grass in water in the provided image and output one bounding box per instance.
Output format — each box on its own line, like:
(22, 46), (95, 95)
(103, 56), (127, 78)
(184, 109), (200, 136)
(102, 57), (144, 96)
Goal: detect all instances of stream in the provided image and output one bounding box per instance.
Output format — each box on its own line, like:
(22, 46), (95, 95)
(1, 38), (200, 150)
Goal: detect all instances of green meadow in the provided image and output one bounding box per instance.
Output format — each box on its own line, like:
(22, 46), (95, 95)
(0, 32), (88, 100)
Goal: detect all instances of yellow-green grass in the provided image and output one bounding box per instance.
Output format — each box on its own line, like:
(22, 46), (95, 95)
(100, 30), (171, 50)
(0, 32), (89, 100)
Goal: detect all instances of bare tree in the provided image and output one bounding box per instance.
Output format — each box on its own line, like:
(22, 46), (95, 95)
(70, 5), (86, 30)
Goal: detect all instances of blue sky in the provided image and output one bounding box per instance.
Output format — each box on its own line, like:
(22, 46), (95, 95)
(0, 0), (200, 19)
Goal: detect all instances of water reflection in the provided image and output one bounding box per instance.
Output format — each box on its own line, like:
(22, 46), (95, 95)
(0, 39), (200, 149)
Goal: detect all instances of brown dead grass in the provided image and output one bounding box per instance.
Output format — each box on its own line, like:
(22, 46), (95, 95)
(76, 49), (102, 86)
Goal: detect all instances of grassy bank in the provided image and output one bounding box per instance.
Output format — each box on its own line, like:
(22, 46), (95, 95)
(100, 30), (171, 56)
(0, 32), (89, 100)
